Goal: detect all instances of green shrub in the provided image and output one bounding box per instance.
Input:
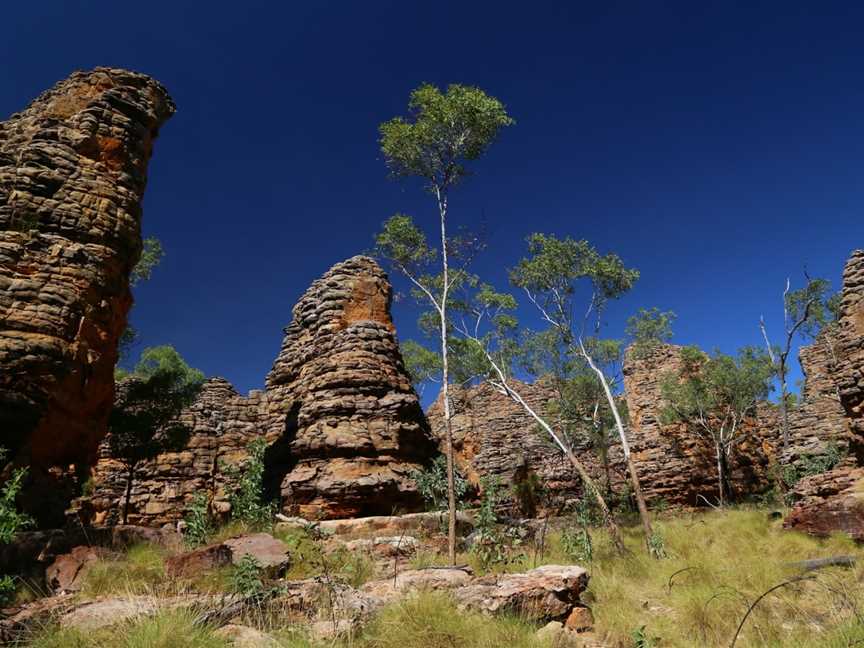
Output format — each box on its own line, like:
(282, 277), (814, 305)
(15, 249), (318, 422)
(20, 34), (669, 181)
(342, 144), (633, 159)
(183, 491), (214, 548)
(226, 438), (276, 527)
(0, 447), (32, 605)
(470, 476), (523, 570)
(561, 526), (593, 562)
(411, 455), (470, 512)
(230, 554), (265, 598)
(783, 442), (847, 490)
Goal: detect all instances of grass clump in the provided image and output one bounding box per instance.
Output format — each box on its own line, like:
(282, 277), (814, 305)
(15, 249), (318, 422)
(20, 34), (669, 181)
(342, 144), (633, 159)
(78, 543), (166, 598)
(582, 508), (864, 648)
(25, 610), (230, 648)
(351, 592), (543, 648)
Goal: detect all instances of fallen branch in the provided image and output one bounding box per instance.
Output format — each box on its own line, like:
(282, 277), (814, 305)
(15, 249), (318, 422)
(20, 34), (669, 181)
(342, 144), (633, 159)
(785, 555), (857, 573)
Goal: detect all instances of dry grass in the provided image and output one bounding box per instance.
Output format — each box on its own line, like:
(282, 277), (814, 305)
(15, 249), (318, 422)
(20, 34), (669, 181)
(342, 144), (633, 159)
(22, 508), (864, 648)
(576, 508), (864, 647)
(23, 609), (230, 648)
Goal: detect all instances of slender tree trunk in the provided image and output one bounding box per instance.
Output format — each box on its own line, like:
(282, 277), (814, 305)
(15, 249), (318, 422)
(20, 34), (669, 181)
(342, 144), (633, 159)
(437, 188), (457, 565)
(715, 443), (725, 506)
(123, 462), (135, 525)
(778, 359), (790, 454)
(500, 383), (627, 555)
(581, 345), (656, 553)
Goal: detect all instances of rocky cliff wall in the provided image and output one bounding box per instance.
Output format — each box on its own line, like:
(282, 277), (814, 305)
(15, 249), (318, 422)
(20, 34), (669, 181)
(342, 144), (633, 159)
(71, 379), (269, 527)
(621, 344), (779, 506)
(0, 68), (174, 525)
(426, 381), (624, 515)
(784, 250), (864, 540)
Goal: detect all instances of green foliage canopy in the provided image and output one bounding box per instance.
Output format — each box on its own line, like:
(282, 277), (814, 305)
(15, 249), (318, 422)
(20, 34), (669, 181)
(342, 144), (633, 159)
(510, 234), (639, 339)
(626, 307), (676, 357)
(379, 83), (514, 190)
(661, 346), (774, 431)
(784, 277), (840, 340)
(109, 346), (205, 470)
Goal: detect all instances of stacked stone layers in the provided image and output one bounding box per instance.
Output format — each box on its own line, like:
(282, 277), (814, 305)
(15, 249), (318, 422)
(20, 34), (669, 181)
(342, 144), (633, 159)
(785, 250), (864, 540)
(75, 256), (432, 526)
(426, 380), (624, 515)
(783, 335), (856, 466)
(621, 344), (779, 507)
(0, 68), (174, 525)
(833, 250), (864, 453)
(72, 379), (269, 527)
(784, 467), (864, 542)
(265, 256), (435, 518)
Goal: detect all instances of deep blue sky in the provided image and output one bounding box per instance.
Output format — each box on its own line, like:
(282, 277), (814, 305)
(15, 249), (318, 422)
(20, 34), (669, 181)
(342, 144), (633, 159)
(2, 1), (861, 402)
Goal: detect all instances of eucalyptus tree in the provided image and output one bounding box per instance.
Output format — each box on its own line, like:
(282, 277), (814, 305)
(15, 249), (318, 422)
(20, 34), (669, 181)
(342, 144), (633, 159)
(449, 281), (627, 555)
(377, 84), (513, 564)
(110, 346), (204, 524)
(758, 277), (839, 454)
(119, 237), (165, 364)
(660, 346), (774, 505)
(509, 234), (663, 556)
(626, 307), (677, 358)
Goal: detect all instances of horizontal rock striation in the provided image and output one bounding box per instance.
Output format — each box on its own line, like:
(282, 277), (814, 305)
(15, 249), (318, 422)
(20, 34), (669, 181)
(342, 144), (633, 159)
(265, 255), (435, 518)
(785, 250), (864, 541)
(783, 467), (864, 542)
(426, 380), (623, 515)
(76, 256), (432, 526)
(71, 378), (268, 527)
(0, 68), (174, 525)
(783, 334), (856, 466)
(622, 344), (779, 506)
(832, 250), (864, 455)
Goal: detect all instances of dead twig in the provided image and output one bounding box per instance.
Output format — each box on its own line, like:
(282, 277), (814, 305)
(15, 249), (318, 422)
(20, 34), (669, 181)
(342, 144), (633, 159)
(729, 575), (814, 648)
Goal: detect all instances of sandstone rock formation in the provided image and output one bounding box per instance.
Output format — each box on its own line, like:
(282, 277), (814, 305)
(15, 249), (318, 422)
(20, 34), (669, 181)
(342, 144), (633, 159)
(72, 378), (268, 527)
(622, 345), (779, 506)
(76, 256), (433, 525)
(782, 333), (857, 467)
(831, 249), (864, 457)
(265, 255), (435, 518)
(0, 68), (174, 524)
(784, 250), (864, 540)
(426, 381), (622, 515)
(783, 467), (864, 542)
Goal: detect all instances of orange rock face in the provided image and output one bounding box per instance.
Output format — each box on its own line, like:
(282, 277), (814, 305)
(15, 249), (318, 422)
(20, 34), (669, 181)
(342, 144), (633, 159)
(0, 68), (174, 525)
(266, 256), (436, 518)
(784, 250), (864, 541)
(76, 256), (434, 526)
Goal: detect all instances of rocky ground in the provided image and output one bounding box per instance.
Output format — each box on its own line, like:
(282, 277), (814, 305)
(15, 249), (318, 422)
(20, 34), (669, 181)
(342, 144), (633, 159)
(3, 507), (863, 648)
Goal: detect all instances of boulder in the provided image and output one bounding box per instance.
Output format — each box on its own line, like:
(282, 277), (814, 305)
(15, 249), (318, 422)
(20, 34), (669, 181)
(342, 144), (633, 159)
(784, 467), (864, 542)
(564, 605), (594, 631)
(360, 568), (474, 604)
(453, 565), (589, 623)
(110, 525), (183, 551)
(45, 546), (114, 593)
(164, 543), (232, 578)
(317, 511), (474, 537)
(60, 596), (160, 631)
(342, 535), (420, 558)
(223, 533), (291, 575)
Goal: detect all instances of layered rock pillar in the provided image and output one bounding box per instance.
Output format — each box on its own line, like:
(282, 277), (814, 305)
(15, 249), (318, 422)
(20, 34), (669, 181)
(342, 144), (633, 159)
(265, 256), (435, 518)
(0, 68), (174, 524)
